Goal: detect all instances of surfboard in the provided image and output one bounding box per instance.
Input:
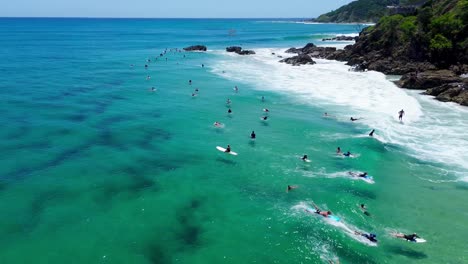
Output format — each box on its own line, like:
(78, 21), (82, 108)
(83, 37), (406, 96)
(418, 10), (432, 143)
(216, 146), (238, 156)
(263, 109), (269, 112)
(300, 157), (311, 163)
(391, 233), (426, 243)
(304, 206), (340, 222)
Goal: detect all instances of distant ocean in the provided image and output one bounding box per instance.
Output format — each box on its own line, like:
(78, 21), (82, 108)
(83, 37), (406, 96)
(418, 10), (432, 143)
(0, 18), (467, 264)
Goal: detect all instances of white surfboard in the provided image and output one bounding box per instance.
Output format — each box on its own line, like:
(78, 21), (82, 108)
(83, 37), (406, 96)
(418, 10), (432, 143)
(391, 233), (426, 243)
(216, 146), (238, 156)
(300, 157), (311, 163)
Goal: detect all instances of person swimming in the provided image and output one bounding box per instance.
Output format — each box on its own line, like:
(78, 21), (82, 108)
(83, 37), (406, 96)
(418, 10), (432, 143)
(369, 129), (375, 136)
(225, 145), (231, 153)
(250, 131), (256, 139)
(336, 147), (342, 154)
(354, 231), (378, 243)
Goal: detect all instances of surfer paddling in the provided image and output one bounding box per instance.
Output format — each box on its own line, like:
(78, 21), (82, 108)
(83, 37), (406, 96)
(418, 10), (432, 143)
(354, 231), (378, 243)
(309, 202), (332, 218)
(301, 155), (309, 161)
(393, 233), (420, 242)
(287, 185), (298, 192)
(250, 131), (256, 139)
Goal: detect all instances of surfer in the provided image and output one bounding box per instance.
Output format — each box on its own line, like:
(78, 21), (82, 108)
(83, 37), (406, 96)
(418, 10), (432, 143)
(301, 155), (308, 161)
(261, 96), (265, 102)
(228, 109), (232, 114)
(336, 147), (342, 154)
(250, 131), (256, 139)
(202, 64), (204, 67)
(343, 151), (352, 157)
(349, 172), (367, 178)
(287, 185), (298, 192)
(146, 75), (151, 80)
(394, 233), (420, 242)
(189, 80), (192, 85)
(263, 108), (270, 112)
(226, 98), (231, 104)
(150, 87), (156, 92)
(350, 117), (360, 121)
(225, 145), (231, 153)
(398, 109), (405, 121)
(145, 64), (148, 68)
(360, 204), (371, 216)
(311, 203), (332, 217)
(369, 129), (375, 137)
(262, 116), (268, 121)
(195, 88), (199, 92)
(214, 122), (222, 127)
(354, 231), (378, 243)
(234, 86), (239, 92)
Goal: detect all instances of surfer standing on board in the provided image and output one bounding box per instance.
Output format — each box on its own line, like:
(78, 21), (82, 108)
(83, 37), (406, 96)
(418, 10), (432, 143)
(398, 109), (405, 121)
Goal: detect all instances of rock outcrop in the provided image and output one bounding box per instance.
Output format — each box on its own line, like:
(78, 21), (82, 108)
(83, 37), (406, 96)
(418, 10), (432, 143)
(285, 43), (337, 59)
(322, 35), (358, 41)
(226, 46), (256, 55)
(425, 80), (468, 106)
(183, 45), (207, 51)
(280, 54), (316, 66)
(396, 70), (462, 90)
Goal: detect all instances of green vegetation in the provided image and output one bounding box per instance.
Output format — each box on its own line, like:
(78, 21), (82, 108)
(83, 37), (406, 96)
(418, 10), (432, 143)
(356, 0), (467, 66)
(313, 0), (399, 23)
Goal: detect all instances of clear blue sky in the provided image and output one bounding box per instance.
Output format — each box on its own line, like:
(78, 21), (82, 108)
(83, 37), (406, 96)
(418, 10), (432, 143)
(1, 0), (355, 18)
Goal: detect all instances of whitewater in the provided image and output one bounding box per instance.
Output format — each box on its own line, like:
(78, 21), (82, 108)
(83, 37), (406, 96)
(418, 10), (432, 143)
(210, 47), (468, 181)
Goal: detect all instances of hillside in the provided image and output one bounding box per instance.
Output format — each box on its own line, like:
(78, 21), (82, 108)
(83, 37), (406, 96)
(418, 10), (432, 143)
(332, 0), (468, 105)
(312, 0), (425, 23)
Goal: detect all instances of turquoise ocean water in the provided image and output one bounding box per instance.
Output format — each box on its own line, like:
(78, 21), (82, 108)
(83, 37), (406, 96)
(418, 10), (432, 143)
(0, 18), (468, 263)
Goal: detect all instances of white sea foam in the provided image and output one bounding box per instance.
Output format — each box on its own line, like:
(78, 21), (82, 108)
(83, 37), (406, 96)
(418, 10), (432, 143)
(210, 48), (468, 181)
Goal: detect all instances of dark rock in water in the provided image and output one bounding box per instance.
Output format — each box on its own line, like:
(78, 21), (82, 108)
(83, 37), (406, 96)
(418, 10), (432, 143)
(284, 43), (336, 59)
(425, 80), (468, 106)
(285, 47), (302, 54)
(397, 70), (462, 90)
(238, 50), (256, 55)
(280, 54), (316, 66)
(226, 46), (255, 55)
(226, 46), (242, 53)
(183, 45), (207, 51)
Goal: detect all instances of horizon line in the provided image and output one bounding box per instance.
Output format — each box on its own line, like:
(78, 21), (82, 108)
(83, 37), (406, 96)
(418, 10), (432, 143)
(0, 16), (312, 20)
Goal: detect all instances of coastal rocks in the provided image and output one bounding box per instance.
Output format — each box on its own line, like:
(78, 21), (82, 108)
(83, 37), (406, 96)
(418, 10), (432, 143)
(322, 35), (358, 41)
(425, 81), (468, 106)
(285, 43), (337, 59)
(226, 46), (256, 55)
(226, 46), (242, 53)
(183, 45), (207, 51)
(280, 54), (316, 66)
(397, 70), (462, 90)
